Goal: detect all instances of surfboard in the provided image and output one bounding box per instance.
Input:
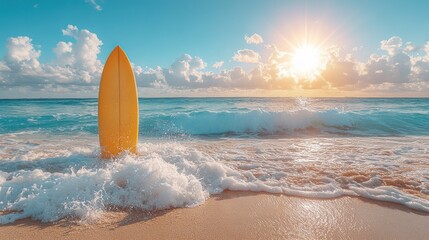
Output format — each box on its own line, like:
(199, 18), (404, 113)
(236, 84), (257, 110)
(98, 46), (139, 158)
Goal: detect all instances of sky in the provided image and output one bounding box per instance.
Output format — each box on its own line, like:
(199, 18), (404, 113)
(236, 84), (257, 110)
(0, 0), (428, 98)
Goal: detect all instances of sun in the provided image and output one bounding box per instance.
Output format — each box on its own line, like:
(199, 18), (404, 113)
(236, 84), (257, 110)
(276, 43), (327, 81)
(290, 44), (324, 80)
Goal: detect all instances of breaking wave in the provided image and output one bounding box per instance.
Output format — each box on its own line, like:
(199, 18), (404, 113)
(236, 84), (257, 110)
(1, 139), (428, 224)
(143, 109), (429, 137)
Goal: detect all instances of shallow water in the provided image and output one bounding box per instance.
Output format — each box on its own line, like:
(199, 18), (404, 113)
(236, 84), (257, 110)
(0, 98), (428, 223)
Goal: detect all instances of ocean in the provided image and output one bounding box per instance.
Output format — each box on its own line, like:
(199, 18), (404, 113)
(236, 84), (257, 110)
(0, 97), (428, 223)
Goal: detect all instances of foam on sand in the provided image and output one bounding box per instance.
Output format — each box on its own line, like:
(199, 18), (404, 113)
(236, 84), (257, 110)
(1, 136), (429, 224)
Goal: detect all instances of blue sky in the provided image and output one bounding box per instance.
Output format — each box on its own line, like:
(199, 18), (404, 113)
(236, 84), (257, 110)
(0, 0), (429, 97)
(1, 0), (428, 65)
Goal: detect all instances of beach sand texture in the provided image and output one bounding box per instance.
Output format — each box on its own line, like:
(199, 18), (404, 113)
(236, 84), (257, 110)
(1, 192), (428, 240)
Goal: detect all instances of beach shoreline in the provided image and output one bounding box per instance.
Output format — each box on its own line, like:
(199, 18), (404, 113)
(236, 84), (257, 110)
(1, 191), (428, 240)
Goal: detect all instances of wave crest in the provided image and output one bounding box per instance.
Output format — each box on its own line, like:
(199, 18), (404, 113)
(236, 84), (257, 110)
(144, 109), (428, 137)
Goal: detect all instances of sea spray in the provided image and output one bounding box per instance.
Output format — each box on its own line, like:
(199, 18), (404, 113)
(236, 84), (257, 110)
(1, 139), (428, 223)
(1, 98), (429, 223)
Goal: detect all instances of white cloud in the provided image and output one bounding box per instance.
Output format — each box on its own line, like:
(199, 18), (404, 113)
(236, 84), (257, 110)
(425, 42), (429, 56)
(169, 54), (206, 83)
(380, 36), (402, 55)
(410, 41), (429, 82)
(86, 0), (102, 11)
(135, 54), (209, 88)
(6, 36), (41, 68)
(0, 25), (103, 90)
(233, 49), (260, 63)
(53, 41), (73, 66)
(212, 61), (224, 69)
(1, 29), (429, 97)
(57, 25), (103, 74)
(138, 65), (261, 90)
(2, 36), (44, 87)
(404, 42), (418, 53)
(363, 37), (412, 85)
(245, 33), (263, 45)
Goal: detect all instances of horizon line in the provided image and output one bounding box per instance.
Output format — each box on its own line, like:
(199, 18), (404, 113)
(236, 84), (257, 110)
(1, 96), (429, 100)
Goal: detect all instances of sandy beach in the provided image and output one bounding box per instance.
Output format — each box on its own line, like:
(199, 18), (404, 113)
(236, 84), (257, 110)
(1, 191), (428, 240)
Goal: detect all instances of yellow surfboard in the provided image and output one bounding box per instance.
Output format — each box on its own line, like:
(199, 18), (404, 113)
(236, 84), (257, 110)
(98, 46), (139, 158)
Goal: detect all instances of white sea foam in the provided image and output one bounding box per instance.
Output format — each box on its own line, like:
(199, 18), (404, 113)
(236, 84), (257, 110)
(0, 135), (428, 224)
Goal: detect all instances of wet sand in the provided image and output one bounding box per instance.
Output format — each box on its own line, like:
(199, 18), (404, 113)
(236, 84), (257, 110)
(1, 191), (429, 240)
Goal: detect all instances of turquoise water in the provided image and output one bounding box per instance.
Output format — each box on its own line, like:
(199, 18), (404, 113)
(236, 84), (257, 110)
(0, 98), (428, 223)
(1, 98), (428, 137)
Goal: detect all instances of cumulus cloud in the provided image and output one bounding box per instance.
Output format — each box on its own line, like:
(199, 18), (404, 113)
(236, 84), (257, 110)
(316, 48), (360, 89)
(245, 33), (263, 45)
(136, 58), (274, 90)
(168, 54), (207, 85)
(404, 42), (418, 53)
(5, 36), (41, 72)
(1, 28), (429, 97)
(0, 25), (103, 90)
(380, 36), (403, 55)
(233, 49), (260, 63)
(212, 61), (224, 68)
(136, 36), (429, 93)
(135, 54), (210, 88)
(56, 24), (103, 75)
(316, 36), (429, 92)
(364, 52), (411, 84)
(410, 42), (429, 83)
